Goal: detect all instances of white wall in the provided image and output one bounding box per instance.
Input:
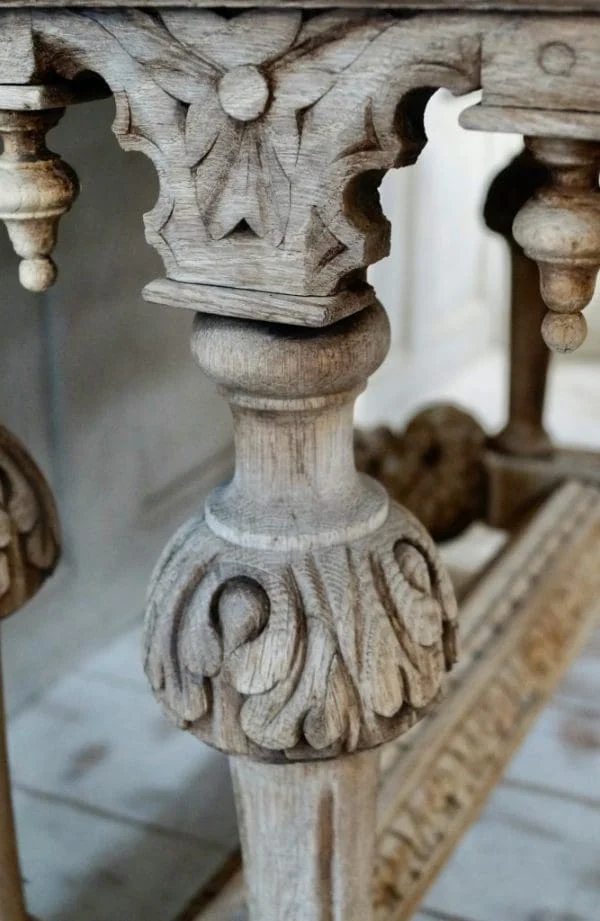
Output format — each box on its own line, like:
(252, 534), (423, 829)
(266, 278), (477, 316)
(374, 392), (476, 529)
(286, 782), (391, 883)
(360, 89), (600, 427)
(361, 91), (519, 425)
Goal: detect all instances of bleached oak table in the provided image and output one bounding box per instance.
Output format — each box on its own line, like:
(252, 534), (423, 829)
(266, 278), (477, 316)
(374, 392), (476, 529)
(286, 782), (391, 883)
(1, 3), (600, 921)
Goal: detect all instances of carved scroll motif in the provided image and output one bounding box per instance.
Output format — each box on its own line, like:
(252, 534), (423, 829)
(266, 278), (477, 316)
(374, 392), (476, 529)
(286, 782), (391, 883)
(2, 10), (487, 314)
(0, 425), (60, 618)
(144, 504), (457, 761)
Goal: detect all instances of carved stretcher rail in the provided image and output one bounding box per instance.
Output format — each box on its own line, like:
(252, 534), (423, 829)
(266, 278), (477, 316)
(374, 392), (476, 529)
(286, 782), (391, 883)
(183, 480), (600, 921)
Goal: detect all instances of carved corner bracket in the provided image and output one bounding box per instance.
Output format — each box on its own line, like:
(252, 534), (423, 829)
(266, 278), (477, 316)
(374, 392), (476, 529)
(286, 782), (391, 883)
(2, 9), (600, 340)
(0, 9), (488, 325)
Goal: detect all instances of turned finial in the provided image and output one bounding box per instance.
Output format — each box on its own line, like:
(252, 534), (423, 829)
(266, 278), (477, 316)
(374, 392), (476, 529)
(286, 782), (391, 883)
(0, 108), (79, 292)
(483, 148), (553, 457)
(513, 138), (600, 353)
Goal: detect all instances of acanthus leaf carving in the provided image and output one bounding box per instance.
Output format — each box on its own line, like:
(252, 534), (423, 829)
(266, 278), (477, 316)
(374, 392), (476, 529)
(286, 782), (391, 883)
(144, 505), (457, 762)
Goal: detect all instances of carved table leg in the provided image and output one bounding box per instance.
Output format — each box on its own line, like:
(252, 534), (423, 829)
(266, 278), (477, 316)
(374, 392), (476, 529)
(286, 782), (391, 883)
(144, 304), (457, 921)
(0, 11), (496, 916)
(0, 426), (60, 921)
(232, 753), (378, 921)
(484, 149), (553, 457)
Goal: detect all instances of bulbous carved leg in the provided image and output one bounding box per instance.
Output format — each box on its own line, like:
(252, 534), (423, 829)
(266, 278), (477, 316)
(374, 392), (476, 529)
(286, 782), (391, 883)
(144, 301), (457, 920)
(484, 148), (553, 457)
(0, 425), (60, 921)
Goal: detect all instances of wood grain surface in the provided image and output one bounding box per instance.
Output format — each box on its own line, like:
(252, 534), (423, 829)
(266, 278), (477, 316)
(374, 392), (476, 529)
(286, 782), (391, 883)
(2, 1), (600, 10)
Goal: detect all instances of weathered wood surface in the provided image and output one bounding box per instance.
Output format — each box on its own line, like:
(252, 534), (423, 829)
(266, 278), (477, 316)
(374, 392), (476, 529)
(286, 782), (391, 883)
(4, 0), (600, 9)
(180, 481), (600, 921)
(485, 447), (600, 529)
(355, 406), (488, 543)
(2, 9), (600, 348)
(143, 245), (454, 921)
(0, 6), (598, 921)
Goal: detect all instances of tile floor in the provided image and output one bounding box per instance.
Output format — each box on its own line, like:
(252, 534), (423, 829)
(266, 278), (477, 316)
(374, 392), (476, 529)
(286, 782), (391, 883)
(7, 351), (600, 921)
(9, 628), (237, 921)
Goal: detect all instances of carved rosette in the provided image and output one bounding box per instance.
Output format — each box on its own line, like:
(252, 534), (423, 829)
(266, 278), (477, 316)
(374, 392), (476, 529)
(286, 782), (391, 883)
(355, 405), (488, 543)
(144, 502), (456, 762)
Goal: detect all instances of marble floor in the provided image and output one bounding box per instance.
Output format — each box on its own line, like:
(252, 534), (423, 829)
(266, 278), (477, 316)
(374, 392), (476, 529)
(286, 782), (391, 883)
(7, 350), (600, 921)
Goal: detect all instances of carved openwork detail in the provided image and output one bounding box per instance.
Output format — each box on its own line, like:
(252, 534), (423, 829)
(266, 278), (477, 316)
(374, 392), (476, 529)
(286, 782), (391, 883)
(0, 425), (60, 618)
(144, 503), (457, 761)
(2, 10), (485, 315)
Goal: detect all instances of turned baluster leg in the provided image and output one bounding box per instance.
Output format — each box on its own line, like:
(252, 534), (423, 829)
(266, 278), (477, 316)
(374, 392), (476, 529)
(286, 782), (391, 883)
(0, 427), (60, 921)
(144, 305), (457, 921)
(484, 149), (553, 457)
